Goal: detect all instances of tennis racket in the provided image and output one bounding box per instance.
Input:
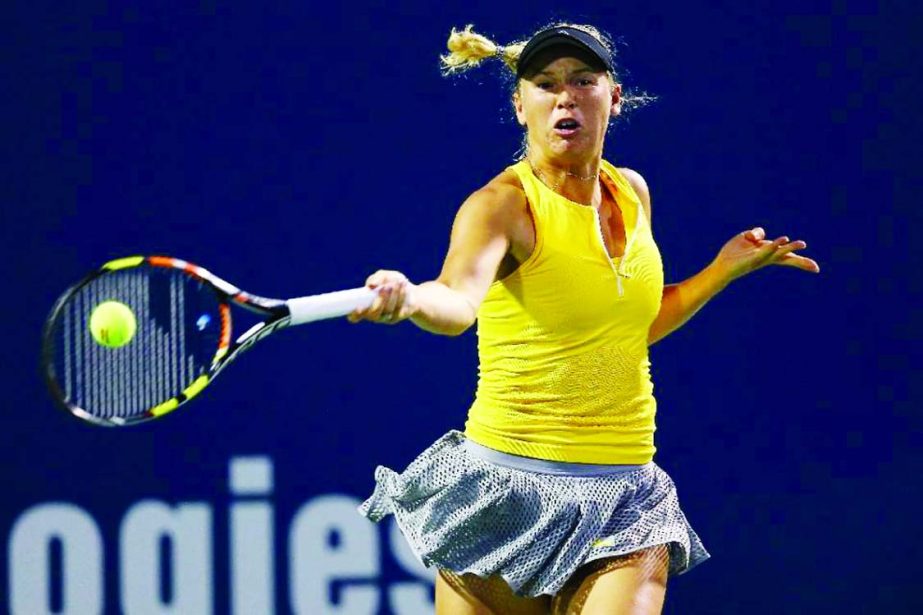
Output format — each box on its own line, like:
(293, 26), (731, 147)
(42, 255), (377, 426)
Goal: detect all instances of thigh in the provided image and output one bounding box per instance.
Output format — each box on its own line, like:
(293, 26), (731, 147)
(551, 544), (671, 615)
(436, 569), (551, 615)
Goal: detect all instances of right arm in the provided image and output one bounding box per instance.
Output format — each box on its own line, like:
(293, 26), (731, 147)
(348, 178), (527, 336)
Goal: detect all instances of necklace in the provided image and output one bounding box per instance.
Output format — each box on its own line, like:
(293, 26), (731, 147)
(527, 158), (600, 191)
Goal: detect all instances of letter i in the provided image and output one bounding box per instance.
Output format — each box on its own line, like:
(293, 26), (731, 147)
(229, 456), (275, 614)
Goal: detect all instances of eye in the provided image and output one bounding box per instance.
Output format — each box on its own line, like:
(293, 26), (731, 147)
(577, 78), (594, 87)
(536, 82), (554, 90)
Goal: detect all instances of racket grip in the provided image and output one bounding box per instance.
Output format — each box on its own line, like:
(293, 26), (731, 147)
(286, 287), (377, 325)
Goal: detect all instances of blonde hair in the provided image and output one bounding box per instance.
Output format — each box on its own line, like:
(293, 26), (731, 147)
(440, 23), (612, 78)
(440, 23), (655, 111)
(440, 25), (526, 75)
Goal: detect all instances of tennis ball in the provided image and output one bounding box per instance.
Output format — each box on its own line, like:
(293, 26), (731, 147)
(89, 301), (137, 348)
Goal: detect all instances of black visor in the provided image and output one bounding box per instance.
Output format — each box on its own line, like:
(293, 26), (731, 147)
(516, 26), (614, 79)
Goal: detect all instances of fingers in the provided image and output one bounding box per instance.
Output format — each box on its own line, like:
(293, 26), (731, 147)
(348, 270), (414, 324)
(778, 250), (821, 272)
(737, 227), (821, 275)
(773, 239), (805, 256)
(771, 235), (790, 248)
(378, 282), (405, 321)
(749, 234), (789, 266)
(770, 238), (822, 273)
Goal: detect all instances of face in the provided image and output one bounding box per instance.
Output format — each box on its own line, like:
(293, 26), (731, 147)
(513, 49), (622, 163)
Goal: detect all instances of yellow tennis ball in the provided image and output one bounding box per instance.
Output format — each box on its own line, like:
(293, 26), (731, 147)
(89, 300), (137, 348)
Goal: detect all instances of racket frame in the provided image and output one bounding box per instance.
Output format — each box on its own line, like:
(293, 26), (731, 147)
(43, 256), (291, 426)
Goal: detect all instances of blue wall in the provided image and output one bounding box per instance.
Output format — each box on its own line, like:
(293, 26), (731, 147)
(2, 1), (919, 613)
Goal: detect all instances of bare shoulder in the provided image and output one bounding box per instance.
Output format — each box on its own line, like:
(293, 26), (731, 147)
(475, 168), (528, 211)
(457, 168), (529, 228)
(617, 167), (652, 221)
(437, 168), (531, 295)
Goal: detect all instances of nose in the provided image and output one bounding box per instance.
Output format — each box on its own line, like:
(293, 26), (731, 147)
(555, 86), (577, 109)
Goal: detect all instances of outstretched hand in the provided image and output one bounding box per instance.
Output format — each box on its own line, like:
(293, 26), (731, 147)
(712, 227), (820, 284)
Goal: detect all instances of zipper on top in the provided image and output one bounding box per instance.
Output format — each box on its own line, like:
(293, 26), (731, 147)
(592, 208), (632, 297)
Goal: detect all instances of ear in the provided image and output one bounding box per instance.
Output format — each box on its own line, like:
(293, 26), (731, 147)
(513, 88), (527, 126)
(610, 82), (623, 118)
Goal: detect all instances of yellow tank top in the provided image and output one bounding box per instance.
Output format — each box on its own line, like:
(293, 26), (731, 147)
(464, 159), (665, 464)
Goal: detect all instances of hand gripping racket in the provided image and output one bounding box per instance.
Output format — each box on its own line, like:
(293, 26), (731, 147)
(42, 256), (376, 426)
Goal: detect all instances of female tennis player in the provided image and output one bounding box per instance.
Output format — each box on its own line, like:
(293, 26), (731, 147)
(350, 23), (820, 615)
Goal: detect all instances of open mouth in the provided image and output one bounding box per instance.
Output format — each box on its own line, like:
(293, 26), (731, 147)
(554, 118), (581, 135)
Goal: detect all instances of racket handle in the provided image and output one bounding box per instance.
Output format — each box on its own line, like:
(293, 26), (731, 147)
(286, 287), (377, 325)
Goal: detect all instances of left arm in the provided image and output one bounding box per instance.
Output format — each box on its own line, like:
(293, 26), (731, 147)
(618, 168), (821, 347)
(648, 263), (731, 346)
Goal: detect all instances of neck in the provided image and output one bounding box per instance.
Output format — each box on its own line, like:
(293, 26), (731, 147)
(526, 152), (603, 207)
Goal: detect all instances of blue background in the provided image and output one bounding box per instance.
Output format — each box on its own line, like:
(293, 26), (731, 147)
(2, 1), (920, 613)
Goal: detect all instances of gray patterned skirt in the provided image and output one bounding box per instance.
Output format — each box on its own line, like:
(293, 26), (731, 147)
(358, 430), (709, 597)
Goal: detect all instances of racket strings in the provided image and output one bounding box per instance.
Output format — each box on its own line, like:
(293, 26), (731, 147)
(52, 268), (222, 422)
